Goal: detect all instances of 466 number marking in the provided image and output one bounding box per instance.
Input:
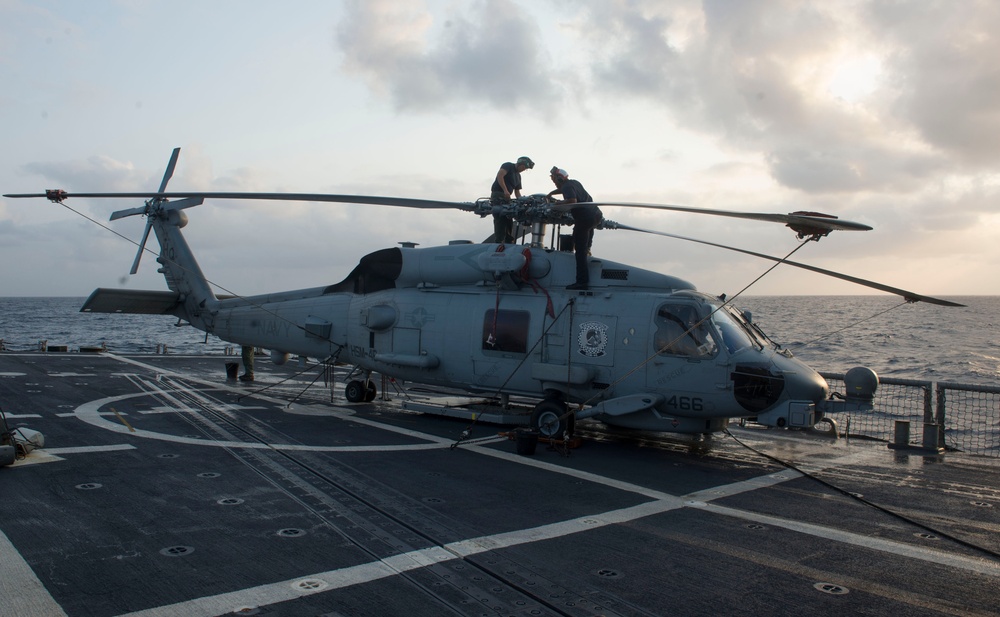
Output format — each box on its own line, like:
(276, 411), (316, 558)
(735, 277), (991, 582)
(666, 396), (703, 411)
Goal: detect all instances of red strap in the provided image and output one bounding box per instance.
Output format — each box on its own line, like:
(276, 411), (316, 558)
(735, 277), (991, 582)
(520, 248), (555, 318)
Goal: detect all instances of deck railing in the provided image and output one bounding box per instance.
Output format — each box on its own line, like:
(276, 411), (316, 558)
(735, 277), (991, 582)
(819, 373), (1000, 457)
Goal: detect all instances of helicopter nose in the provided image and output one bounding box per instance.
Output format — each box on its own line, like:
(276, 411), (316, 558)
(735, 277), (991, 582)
(775, 356), (829, 402)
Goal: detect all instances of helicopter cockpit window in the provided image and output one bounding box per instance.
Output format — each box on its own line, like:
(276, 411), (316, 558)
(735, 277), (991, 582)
(482, 309), (529, 354)
(710, 306), (758, 354)
(653, 304), (717, 357)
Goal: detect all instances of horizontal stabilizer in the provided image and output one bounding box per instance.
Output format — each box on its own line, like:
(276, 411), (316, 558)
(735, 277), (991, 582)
(81, 288), (181, 314)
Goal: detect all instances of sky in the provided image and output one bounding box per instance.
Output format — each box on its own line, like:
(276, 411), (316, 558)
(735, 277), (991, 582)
(1, 0), (998, 300)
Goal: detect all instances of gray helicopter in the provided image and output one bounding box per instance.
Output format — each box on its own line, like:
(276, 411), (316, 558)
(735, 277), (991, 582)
(5, 148), (963, 438)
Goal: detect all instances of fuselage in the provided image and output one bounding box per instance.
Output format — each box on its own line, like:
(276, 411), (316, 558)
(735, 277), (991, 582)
(206, 243), (830, 433)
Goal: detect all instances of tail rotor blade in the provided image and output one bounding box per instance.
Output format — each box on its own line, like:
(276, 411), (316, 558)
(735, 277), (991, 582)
(163, 196), (204, 211)
(126, 149), (191, 273)
(157, 148), (180, 193)
(129, 218), (153, 274)
(110, 205), (149, 221)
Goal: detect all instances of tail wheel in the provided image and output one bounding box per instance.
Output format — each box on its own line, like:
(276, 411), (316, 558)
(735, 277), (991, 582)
(531, 399), (574, 439)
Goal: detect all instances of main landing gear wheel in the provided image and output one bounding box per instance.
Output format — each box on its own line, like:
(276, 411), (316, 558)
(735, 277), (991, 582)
(530, 399), (574, 439)
(346, 379), (378, 402)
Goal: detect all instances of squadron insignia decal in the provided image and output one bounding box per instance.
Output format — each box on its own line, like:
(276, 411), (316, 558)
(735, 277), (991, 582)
(577, 321), (608, 357)
(409, 307), (435, 328)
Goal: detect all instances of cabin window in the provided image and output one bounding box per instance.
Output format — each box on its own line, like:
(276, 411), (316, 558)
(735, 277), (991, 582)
(482, 309), (529, 353)
(653, 303), (717, 357)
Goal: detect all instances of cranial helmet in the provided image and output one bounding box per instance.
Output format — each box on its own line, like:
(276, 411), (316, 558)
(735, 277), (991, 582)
(516, 156), (534, 169)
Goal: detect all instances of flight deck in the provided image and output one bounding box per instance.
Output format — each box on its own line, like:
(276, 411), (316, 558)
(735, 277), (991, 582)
(1, 351), (998, 617)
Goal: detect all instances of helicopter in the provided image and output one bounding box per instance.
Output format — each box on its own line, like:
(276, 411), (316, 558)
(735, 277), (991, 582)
(5, 148), (963, 439)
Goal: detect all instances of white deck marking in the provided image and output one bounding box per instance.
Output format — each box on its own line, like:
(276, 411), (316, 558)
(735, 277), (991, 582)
(0, 530), (67, 617)
(70, 364), (506, 453)
(72, 389), (471, 452)
(698, 501), (1000, 577)
(6, 445), (135, 467)
(45, 444), (136, 455)
(139, 404), (267, 414)
(46, 373), (97, 377)
(8, 450), (65, 466)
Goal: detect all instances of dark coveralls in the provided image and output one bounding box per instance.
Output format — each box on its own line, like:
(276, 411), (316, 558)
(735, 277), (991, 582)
(559, 179), (602, 286)
(489, 161), (521, 244)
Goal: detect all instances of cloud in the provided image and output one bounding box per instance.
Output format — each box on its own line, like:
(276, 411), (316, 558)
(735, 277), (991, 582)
(583, 4), (694, 103)
(335, 0), (557, 112)
(20, 155), (142, 192)
(869, 0), (1000, 167)
(568, 0), (1000, 194)
(765, 145), (944, 194)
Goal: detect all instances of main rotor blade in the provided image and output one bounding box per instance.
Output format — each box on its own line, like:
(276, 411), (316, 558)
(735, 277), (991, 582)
(3, 189), (868, 234)
(3, 191), (471, 210)
(590, 202), (872, 233)
(4, 185), (958, 305)
(611, 222), (963, 307)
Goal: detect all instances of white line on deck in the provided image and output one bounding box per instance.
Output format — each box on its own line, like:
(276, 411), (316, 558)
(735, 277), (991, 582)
(45, 444), (136, 455)
(0, 530), (68, 617)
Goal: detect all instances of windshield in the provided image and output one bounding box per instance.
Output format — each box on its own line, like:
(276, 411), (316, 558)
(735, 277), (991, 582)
(710, 305), (763, 354)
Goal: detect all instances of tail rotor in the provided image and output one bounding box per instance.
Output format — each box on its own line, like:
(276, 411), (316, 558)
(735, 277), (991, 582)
(129, 148), (178, 274)
(107, 148), (202, 274)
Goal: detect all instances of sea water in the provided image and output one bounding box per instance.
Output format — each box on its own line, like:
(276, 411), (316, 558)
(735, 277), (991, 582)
(738, 295), (999, 386)
(0, 295), (997, 386)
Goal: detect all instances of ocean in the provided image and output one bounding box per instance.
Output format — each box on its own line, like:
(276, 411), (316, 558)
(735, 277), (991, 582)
(0, 295), (997, 387)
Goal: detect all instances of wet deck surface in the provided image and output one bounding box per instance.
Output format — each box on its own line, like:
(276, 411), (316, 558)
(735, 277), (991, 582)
(1, 352), (998, 617)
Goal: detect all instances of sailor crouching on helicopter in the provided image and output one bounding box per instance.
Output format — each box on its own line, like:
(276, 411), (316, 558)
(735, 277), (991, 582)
(489, 156), (534, 244)
(547, 167), (603, 290)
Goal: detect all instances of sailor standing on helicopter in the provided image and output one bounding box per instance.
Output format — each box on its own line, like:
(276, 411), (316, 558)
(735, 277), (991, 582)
(547, 167), (603, 290)
(489, 156), (534, 244)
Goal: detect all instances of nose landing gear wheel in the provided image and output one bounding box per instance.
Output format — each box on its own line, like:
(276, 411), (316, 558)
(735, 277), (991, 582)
(530, 399), (574, 439)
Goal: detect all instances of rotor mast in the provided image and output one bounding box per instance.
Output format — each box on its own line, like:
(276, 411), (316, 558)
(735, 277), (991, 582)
(529, 221), (547, 248)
